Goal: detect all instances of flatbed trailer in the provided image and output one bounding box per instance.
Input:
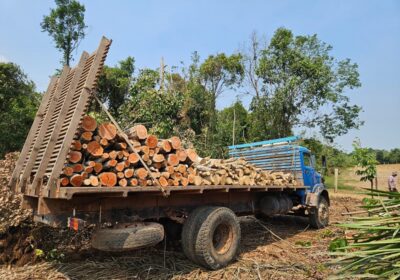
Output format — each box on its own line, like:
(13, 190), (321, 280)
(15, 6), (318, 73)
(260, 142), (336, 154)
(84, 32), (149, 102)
(10, 37), (329, 270)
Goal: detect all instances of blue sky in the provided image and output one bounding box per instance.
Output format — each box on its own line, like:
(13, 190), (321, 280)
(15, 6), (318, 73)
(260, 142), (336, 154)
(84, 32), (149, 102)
(0, 0), (399, 151)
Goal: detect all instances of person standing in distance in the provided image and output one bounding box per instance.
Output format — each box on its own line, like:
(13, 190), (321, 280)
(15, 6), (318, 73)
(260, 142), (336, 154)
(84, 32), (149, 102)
(388, 171), (398, 192)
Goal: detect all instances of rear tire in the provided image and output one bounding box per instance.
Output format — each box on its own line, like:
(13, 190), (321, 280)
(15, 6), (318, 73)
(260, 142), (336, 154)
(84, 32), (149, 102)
(309, 196), (329, 229)
(181, 206), (241, 270)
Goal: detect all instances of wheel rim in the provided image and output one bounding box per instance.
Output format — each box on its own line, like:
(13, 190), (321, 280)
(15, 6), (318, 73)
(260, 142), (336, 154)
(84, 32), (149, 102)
(212, 223), (233, 255)
(318, 202), (329, 225)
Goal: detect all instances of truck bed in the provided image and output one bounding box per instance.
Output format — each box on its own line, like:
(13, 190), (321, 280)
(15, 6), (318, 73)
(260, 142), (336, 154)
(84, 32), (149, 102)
(55, 184), (306, 199)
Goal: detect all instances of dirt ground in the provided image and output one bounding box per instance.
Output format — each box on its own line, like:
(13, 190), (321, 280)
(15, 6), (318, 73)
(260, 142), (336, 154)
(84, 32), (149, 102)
(0, 192), (362, 280)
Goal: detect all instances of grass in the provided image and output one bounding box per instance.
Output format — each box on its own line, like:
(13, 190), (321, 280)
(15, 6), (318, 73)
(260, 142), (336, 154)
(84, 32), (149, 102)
(324, 175), (356, 191)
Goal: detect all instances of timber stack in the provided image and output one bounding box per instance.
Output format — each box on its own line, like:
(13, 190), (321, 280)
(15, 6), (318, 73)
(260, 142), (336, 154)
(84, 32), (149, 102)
(60, 115), (297, 188)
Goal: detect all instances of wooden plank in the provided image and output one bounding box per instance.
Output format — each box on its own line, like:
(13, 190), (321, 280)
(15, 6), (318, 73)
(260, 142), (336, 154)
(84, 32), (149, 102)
(19, 66), (71, 194)
(30, 52), (89, 196)
(47, 37), (111, 198)
(9, 76), (58, 192)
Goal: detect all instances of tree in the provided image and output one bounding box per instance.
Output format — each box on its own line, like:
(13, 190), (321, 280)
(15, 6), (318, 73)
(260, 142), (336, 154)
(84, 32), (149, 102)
(41, 0), (87, 66)
(0, 63), (40, 157)
(253, 28), (362, 141)
(96, 57), (135, 118)
(352, 139), (378, 190)
(199, 53), (244, 125)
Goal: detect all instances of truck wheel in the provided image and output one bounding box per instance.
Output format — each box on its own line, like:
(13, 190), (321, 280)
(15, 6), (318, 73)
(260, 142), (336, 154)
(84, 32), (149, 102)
(91, 222), (164, 251)
(193, 207), (240, 270)
(308, 196), (329, 229)
(181, 206), (209, 263)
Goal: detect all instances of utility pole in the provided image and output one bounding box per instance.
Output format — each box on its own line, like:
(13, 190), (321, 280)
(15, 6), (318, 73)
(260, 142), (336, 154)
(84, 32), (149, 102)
(160, 57), (165, 93)
(232, 107), (236, 146)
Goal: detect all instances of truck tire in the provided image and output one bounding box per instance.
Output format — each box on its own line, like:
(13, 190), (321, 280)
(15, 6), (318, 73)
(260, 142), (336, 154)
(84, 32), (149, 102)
(181, 206), (209, 263)
(91, 222), (164, 251)
(308, 196), (329, 229)
(191, 207), (241, 270)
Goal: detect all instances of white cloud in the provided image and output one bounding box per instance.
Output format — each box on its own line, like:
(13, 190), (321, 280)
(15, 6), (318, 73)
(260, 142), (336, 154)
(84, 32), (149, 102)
(0, 55), (9, 63)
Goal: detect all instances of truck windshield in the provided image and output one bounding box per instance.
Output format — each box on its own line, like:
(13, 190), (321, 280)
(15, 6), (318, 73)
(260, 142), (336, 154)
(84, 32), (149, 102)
(303, 153), (313, 167)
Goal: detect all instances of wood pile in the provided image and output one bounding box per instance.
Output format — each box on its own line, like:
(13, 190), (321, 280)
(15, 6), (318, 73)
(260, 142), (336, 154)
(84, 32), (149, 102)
(0, 152), (32, 235)
(61, 115), (298, 188)
(192, 158), (297, 186)
(61, 115), (200, 188)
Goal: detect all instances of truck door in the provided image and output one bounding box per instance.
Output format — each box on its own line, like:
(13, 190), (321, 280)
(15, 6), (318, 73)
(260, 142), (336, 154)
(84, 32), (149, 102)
(302, 152), (316, 187)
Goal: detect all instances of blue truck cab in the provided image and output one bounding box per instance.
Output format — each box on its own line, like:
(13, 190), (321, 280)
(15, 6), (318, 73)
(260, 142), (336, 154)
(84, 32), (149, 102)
(228, 136), (330, 228)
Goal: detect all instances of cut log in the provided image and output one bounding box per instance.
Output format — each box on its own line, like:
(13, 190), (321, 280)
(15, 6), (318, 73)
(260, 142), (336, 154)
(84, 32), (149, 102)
(158, 140), (171, 153)
(89, 175), (99, 186)
(81, 115), (97, 132)
(130, 178), (138, 186)
(72, 164), (84, 173)
(126, 124), (148, 140)
(176, 149), (187, 162)
(128, 153), (140, 165)
(124, 168), (134, 178)
(87, 141), (104, 157)
(141, 146), (150, 155)
(188, 174), (195, 184)
(104, 159), (118, 168)
(99, 172), (117, 187)
(181, 177), (189, 187)
(138, 179), (148, 187)
(115, 162), (125, 172)
(169, 136), (181, 150)
(63, 166), (74, 176)
(166, 166), (175, 174)
(149, 149), (155, 157)
(194, 176), (203, 186)
(145, 135), (158, 149)
(84, 166), (93, 173)
(161, 171), (170, 179)
(98, 123), (117, 140)
(93, 162), (103, 173)
(117, 172), (125, 179)
(176, 164), (187, 174)
(70, 174), (84, 187)
(96, 153), (110, 163)
(135, 168), (148, 180)
(100, 138), (109, 147)
(80, 131), (93, 142)
(152, 154), (165, 163)
(119, 178), (128, 187)
(60, 177), (70, 187)
(186, 148), (199, 163)
(71, 140), (82, 151)
(68, 151), (82, 163)
(167, 154), (179, 166)
(158, 176), (168, 187)
(109, 150), (118, 159)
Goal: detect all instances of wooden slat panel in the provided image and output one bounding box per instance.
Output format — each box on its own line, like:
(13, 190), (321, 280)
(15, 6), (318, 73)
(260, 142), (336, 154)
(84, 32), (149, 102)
(30, 52), (89, 196)
(19, 66), (71, 193)
(9, 76), (58, 192)
(47, 37), (111, 198)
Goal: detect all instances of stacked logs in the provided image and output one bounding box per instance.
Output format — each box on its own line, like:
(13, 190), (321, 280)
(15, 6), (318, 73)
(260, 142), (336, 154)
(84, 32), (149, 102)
(61, 115), (298, 188)
(192, 158), (297, 186)
(61, 115), (200, 188)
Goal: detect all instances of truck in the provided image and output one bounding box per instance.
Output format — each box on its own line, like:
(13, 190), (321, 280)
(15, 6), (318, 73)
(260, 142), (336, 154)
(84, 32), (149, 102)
(9, 37), (330, 270)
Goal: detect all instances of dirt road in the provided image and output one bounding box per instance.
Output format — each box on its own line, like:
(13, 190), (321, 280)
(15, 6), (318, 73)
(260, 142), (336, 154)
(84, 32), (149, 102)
(0, 193), (361, 280)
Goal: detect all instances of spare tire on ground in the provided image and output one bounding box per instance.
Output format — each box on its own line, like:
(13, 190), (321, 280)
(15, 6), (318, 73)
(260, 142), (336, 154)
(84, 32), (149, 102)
(91, 222), (164, 251)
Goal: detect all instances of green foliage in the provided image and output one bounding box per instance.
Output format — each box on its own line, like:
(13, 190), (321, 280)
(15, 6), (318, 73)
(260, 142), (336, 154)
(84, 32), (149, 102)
(352, 139), (378, 188)
(329, 238), (348, 252)
(96, 57), (135, 118)
(41, 0), (87, 66)
(252, 28), (362, 141)
(333, 190), (400, 279)
(0, 63), (40, 158)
